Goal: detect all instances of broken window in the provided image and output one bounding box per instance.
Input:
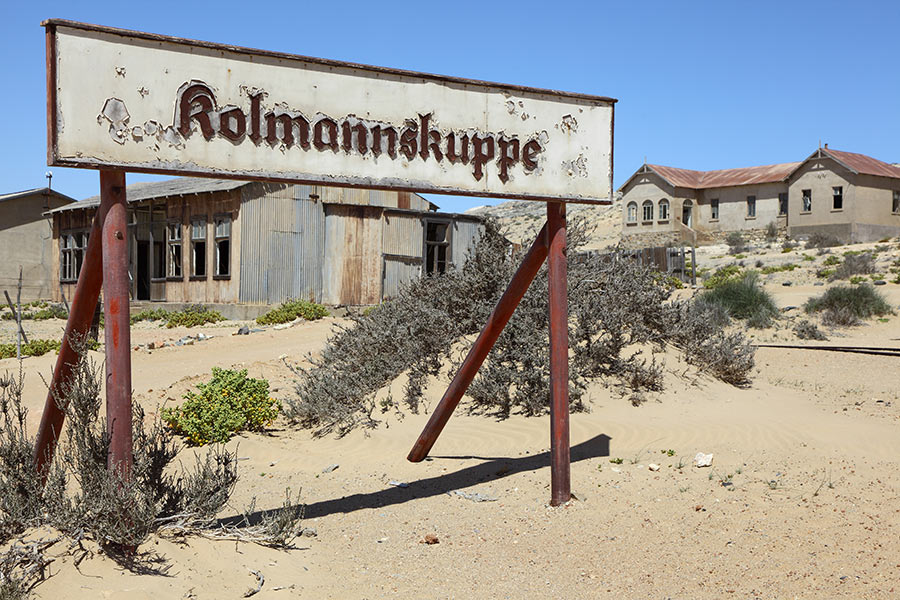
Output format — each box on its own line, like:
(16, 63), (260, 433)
(626, 202), (637, 223)
(802, 189), (812, 212)
(425, 221), (450, 275)
(167, 222), (182, 278)
(191, 219), (207, 278)
(214, 215), (231, 277)
(894, 191), (900, 214)
(152, 223), (166, 280)
(833, 186), (843, 210)
(710, 198), (719, 220)
(60, 230), (88, 282)
(746, 195), (756, 218)
(658, 199), (669, 221)
(778, 192), (788, 216)
(642, 200), (653, 222)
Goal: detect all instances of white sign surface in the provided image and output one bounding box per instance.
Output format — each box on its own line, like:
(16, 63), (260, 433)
(46, 20), (615, 204)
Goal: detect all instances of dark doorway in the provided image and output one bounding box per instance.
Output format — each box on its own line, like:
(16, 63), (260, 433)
(136, 240), (151, 301)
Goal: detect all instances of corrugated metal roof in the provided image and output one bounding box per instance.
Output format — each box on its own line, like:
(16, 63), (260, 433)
(648, 162), (800, 189)
(49, 177), (249, 213)
(822, 148), (900, 179)
(0, 187), (76, 204)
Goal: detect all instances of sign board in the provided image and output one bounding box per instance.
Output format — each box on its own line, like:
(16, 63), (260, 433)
(45, 20), (616, 204)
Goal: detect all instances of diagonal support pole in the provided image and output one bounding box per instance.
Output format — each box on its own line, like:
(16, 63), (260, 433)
(34, 195), (107, 481)
(407, 223), (549, 462)
(547, 201), (571, 505)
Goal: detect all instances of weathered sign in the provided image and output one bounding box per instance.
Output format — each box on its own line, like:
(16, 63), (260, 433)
(45, 20), (616, 203)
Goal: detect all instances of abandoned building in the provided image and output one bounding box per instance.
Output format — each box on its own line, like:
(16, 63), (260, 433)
(619, 146), (900, 247)
(49, 177), (483, 309)
(1, 186), (75, 302)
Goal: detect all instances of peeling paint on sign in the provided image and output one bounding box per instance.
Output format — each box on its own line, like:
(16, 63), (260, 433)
(46, 20), (615, 204)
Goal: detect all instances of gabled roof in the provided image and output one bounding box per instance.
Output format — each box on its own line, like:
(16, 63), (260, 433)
(816, 148), (900, 179)
(0, 187), (76, 205)
(635, 162), (799, 190)
(49, 177), (249, 213)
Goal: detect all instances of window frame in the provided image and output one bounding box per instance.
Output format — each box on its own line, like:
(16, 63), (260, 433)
(641, 200), (654, 223)
(167, 220), (184, 280)
(190, 218), (208, 280)
(626, 201), (638, 224)
(658, 199), (670, 222)
(213, 214), (232, 280)
(423, 218), (452, 275)
(832, 186), (843, 211)
(893, 191), (900, 215)
(59, 228), (89, 283)
(778, 192), (788, 217)
(710, 198), (719, 221)
(801, 189), (812, 213)
(746, 195), (757, 219)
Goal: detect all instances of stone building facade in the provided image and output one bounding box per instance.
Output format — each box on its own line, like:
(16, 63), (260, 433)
(619, 147), (900, 248)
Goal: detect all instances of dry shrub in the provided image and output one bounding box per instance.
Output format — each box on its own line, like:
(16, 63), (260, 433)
(830, 253), (875, 280)
(0, 340), (301, 593)
(806, 232), (843, 249)
(794, 320), (828, 340)
(289, 217), (757, 433)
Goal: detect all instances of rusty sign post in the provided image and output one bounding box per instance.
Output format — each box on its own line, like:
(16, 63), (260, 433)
(38, 19), (615, 506)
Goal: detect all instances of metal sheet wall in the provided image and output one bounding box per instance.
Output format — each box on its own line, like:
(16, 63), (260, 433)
(238, 183), (323, 304)
(322, 204), (383, 305)
(451, 219), (483, 269)
(382, 212), (423, 257)
(382, 256), (422, 299)
(319, 187), (431, 211)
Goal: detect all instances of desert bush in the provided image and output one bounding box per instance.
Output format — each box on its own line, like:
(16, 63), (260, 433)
(288, 218), (758, 434)
(806, 232), (842, 249)
(830, 252), (875, 280)
(698, 272), (779, 328)
(794, 320), (827, 340)
(726, 232), (747, 255)
(162, 368), (279, 445)
(759, 263), (797, 274)
(130, 308), (170, 324)
(781, 240), (796, 253)
(805, 284), (893, 323)
(702, 264), (743, 289)
(822, 255), (842, 266)
(765, 221), (778, 241)
(822, 307), (862, 327)
(0, 340), (62, 360)
(816, 268), (835, 279)
(256, 299), (328, 325)
(164, 305), (226, 328)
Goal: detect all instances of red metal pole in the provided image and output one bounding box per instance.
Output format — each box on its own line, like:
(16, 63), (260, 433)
(547, 201), (571, 506)
(407, 223), (550, 462)
(33, 211), (106, 480)
(100, 170), (133, 479)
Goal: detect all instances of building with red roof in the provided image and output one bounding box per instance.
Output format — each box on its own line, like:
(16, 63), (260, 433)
(619, 146), (900, 247)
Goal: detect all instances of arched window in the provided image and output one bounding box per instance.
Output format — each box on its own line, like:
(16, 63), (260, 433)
(626, 201), (638, 223)
(658, 199), (670, 221)
(642, 200), (654, 222)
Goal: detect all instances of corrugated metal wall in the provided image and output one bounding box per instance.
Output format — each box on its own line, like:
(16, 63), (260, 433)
(382, 211), (423, 257)
(450, 219), (483, 268)
(319, 188), (431, 211)
(238, 183), (323, 304)
(383, 256), (422, 299)
(322, 204), (383, 305)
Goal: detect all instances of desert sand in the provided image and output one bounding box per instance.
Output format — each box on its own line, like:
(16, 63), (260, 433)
(2, 239), (900, 599)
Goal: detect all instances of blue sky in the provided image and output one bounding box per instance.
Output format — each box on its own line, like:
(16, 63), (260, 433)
(2, 1), (898, 213)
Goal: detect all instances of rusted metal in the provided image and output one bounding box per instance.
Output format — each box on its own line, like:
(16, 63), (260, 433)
(33, 205), (105, 481)
(100, 170), (133, 478)
(45, 24), (57, 166)
(753, 344), (900, 357)
(407, 222), (549, 463)
(819, 148), (900, 179)
(547, 202), (570, 506)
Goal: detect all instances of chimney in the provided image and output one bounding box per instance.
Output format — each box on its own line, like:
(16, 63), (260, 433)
(824, 143), (829, 150)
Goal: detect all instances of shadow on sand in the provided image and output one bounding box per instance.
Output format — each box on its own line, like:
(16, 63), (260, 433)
(226, 433), (610, 526)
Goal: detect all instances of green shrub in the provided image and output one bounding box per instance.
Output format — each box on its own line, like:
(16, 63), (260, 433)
(165, 305), (226, 328)
(0, 339), (61, 359)
(256, 299), (329, 325)
(702, 264), (744, 289)
(816, 268), (836, 279)
(131, 308), (170, 324)
(759, 263), (797, 274)
(805, 285), (893, 322)
(822, 255), (841, 266)
(698, 272), (779, 328)
(801, 254), (815, 262)
(849, 275), (866, 285)
(31, 304), (67, 320)
(162, 368), (279, 445)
